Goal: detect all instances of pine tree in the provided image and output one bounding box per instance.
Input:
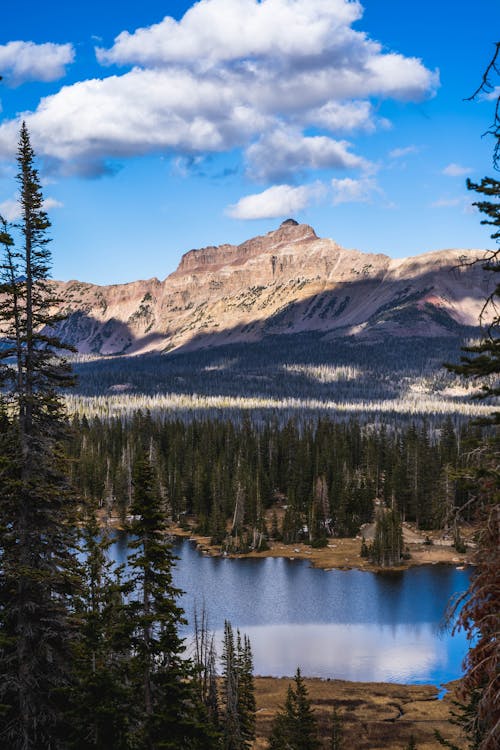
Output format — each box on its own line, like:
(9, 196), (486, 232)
(268, 668), (320, 750)
(370, 504), (403, 567)
(237, 633), (256, 749)
(68, 506), (132, 749)
(0, 123), (80, 749)
(221, 620), (243, 750)
(125, 449), (215, 749)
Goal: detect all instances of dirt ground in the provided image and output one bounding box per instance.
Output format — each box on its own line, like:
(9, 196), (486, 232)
(170, 521), (474, 573)
(252, 677), (466, 749)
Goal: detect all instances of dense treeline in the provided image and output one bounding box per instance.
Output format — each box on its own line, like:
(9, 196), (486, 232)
(71, 333), (479, 400)
(67, 412), (479, 545)
(68, 334), (495, 426)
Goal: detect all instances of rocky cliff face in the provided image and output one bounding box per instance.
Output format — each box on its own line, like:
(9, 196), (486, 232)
(49, 221), (492, 356)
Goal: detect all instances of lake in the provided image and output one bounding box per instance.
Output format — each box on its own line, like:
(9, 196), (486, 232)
(112, 535), (471, 687)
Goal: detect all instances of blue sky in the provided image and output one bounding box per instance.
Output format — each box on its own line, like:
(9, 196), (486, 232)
(1, 0), (499, 285)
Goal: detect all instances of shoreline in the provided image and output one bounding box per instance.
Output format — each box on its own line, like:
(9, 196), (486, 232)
(169, 524), (473, 573)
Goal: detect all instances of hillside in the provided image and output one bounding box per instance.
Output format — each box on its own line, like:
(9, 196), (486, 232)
(50, 221), (491, 357)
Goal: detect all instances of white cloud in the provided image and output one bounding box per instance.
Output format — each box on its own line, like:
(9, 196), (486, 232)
(0, 0), (438, 176)
(0, 198), (20, 222)
(0, 41), (74, 86)
(96, 0), (365, 68)
(442, 163), (472, 177)
(246, 128), (370, 181)
(227, 183), (322, 219)
(43, 197), (64, 212)
(389, 145), (419, 159)
(0, 195), (63, 221)
(0, 68), (272, 175)
(331, 176), (380, 204)
(304, 100), (379, 133)
(482, 85), (500, 101)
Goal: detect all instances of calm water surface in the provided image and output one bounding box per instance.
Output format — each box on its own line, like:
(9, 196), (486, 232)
(112, 536), (471, 686)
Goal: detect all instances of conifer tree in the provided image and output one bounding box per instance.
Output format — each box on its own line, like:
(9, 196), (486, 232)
(0, 123), (80, 749)
(125, 449), (216, 749)
(68, 507), (132, 750)
(370, 504), (403, 567)
(221, 620), (243, 750)
(268, 668), (320, 750)
(237, 633), (256, 749)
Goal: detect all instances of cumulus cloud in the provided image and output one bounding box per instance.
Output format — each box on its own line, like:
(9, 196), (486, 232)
(0, 68), (271, 175)
(304, 100), (379, 133)
(96, 0), (365, 68)
(331, 176), (380, 204)
(0, 41), (74, 86)
(246, 128), (370, 181)
(442, 163), (472, 177)
(43, 197), (64, 212)
(227, 183), (322, 219)
(0, 198), (21, 222)
(0, 195), (63, 221)
(0, 0), (438, 176)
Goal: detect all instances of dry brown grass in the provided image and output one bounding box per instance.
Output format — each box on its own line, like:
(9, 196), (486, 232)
(252, 677), (466, 749)
(171, 523), (473, 573)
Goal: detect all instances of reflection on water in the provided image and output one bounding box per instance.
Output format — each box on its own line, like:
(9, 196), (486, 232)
(110, 536), (471, 685)
(209, 623), (467, 684)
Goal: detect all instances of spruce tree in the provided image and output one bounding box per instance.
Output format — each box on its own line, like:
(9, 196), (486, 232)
(125, 448), (215, 749)
(221, 620), (243, 750)
(268, 668), (320, 750)
(237, 633), (256, 749)
(370, 504), (403, 567)
(68, 506), (132, 750)
(0, 123), (80, 749)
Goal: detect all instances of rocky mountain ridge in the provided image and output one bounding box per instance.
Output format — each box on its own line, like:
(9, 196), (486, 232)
(50, 221), (492, 356)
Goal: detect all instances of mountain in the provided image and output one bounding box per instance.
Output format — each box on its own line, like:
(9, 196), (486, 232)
(50, 220), (491, 356)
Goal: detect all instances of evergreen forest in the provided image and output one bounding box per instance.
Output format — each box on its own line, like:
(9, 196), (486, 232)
(67, 412), (479, 547)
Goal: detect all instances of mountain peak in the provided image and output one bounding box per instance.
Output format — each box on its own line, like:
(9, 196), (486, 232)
(47, 223), (491, 356)
(175, 221), (318, 275)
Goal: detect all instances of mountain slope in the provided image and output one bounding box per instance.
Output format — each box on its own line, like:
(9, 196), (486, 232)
(50, 220), (491, 356)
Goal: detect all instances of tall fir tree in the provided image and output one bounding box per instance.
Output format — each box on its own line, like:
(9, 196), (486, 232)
(221, 620), (243, 750)
(68, 505), (132, 750)
(125, 448), (216, 749)
(0, 123), (80, 749)
(237, 633), (256, 748)
(268, 668), (320, 750)
(370, 504), (403, 567)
